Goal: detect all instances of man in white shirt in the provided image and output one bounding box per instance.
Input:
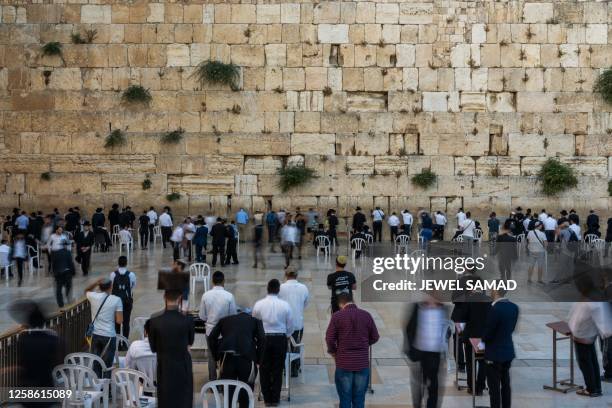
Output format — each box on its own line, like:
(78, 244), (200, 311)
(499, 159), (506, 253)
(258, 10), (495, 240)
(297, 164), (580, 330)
(456, 208), (467, 226)
(568, 276), (612, 397)
(252, 279), (293, 406)
(125, 319), (155, 370)
(543, 215), (557, 242)
(158, 208), (173, 249)
(119, 225), (132, 245)
(146, 207), (158, 245)
(569, 218), (582, 241)
(170, 223), (184, 261)
(84, 278), (123, 378)
(183, 218), (196, 262)
(459, 212), (475, 238)
(388, 212), (401, 242)
(538, 209), (548, 222)
(526, 221), (547, 283)
(0, 240), (10, 279)
(401, 210), (413, 237)
(110, 256), (137, 341)
(434, 211), (447, 240)
(279, 267), (309, 377)
(198, 271), (237, 381)
(372, 207), (385, 242)
(280, 222), (299, 268)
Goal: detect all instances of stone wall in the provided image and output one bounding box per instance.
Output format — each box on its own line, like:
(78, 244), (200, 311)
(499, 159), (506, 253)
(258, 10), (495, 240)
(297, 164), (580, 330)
(1, 0), (612, 219)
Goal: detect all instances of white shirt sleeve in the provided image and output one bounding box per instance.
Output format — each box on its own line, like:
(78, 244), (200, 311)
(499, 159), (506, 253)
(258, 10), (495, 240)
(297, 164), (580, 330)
(199, 294), (207, 322)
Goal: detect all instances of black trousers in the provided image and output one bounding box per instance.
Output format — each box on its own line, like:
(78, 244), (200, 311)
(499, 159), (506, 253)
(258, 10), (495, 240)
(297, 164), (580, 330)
(545, 230), (555, 242)
(15, 257), (24, 284)
(498, 259), (512, 280)
(281, 244), (293, 267)
(90, 335), (116, 379)
(603, 336), (612, 378)
(139, 228), (148, 248)
(403, 224), (412, 236)
(54, 273), (72, 308)
(80, 250), (91, 275)
(225, 239), (238, 264)
(486, 360), (511, 408)
(328, 229), (337, 246)
(390, 226), (398, 241)
(212, 242), (225, 266)
(172, 242), (181, 261)
(148, 224), (154, 243)
(161, 226), (172, 248)
(574, 341), (602, 394)
(115, 301), (132, 339)
(453, 332), (465, 369)
(373, 221), (383, 242)
(219, 354), (256, 408)
(260, 335), (287, 404)
(412, 351), (441, 408)
(464, 338), (486, 393)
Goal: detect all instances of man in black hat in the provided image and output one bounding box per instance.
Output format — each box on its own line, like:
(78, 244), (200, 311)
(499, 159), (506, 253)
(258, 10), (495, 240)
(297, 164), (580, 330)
(211, 217), (227, 267)
(75, 221), (94, 275)
(352, 207), (366, 233)
(149, 272), (195, 408)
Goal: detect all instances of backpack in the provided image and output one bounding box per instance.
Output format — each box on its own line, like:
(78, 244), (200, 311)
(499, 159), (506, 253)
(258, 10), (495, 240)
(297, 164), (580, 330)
(112, 271), (133, 307)
(568, 230), (579, 242)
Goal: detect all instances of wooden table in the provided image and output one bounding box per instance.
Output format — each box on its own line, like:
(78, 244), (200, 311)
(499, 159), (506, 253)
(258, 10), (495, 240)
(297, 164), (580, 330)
(542, 321), (582, 393)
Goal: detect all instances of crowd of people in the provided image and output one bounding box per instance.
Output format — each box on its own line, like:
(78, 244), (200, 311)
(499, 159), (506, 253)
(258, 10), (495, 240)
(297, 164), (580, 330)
(3, 203), (612, 408)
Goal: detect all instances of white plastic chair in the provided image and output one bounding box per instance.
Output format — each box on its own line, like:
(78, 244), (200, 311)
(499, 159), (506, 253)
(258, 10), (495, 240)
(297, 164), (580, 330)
(365, 233), (374, 256)
(119, 234), (134, 256)
(351, 238), (366, 260)
(153, 226), (162, 246)
(584, 234), (599, 244)
(132, 354), (157, 393)
(515, 233), (525, 257)
(112, 368), (156, 408)
(53, 364), (107, 408)
(592, 238), (606, 257)
(65, 352), (114, 380)
(114, 334), (131, 367)
(132, 317), (149, 340)
(27, 245), (39, 274)
(112, 225), (121, 245)
(473, 229), (483, 247)
(200, 380), (254, 408)
(189, 263), (211, 301)
(395, 235), (410, 254)
(409, 249), (426, 278)
(315, 235), (331, 257)
(284, 336), (305, 390)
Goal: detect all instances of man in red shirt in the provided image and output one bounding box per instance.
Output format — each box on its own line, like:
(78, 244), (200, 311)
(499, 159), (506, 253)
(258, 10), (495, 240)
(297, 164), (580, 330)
(325, 293), (379, 408)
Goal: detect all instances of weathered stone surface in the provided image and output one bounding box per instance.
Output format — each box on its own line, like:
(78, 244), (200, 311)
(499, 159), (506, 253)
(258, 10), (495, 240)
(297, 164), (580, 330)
(168, 175), (234, 195)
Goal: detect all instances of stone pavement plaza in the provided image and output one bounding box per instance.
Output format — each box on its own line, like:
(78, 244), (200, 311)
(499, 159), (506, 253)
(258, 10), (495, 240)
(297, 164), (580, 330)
(1, 241), (610, 407)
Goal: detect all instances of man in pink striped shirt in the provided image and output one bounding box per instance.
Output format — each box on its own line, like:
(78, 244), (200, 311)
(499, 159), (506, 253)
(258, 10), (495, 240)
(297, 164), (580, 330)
(326, 293), (380, 408)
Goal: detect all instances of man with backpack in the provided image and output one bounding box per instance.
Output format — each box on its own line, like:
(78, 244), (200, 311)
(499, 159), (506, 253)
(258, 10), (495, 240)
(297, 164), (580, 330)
(110, 256), (136, 345)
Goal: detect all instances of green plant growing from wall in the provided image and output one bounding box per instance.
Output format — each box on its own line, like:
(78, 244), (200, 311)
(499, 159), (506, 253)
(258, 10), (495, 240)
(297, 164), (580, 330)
(142, 177), (152, 190)
(538, 158), (577, 196)
(277, 165), (317, 192)
(40, 172), (52, 181)
(608, 180), (612, 197)
(166, 192), (181, 201)
(161, 128), (185, 144)
(71, 29), (97, 44)
(121, 85), (152, 106)
(105, 129), (127, 148)
(41, 42), (62, 56)
(594, 68), (612, 105)
(411, 168), (437, 189)
(191, 60), (240, 90)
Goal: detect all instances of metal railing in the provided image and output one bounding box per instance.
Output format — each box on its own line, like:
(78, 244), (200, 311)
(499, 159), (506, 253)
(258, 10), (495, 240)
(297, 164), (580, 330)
(0, 298), (91, 389)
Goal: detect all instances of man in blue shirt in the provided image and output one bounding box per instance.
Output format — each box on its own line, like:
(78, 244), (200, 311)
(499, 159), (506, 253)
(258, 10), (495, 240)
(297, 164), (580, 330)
(235, 208), (249, 243)
(193, 220), (209, 263)
(15, 211), (29, 234)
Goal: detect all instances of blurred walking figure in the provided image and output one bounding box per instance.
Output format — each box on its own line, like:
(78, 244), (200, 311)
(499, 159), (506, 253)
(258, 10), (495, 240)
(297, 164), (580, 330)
(266, 210), (278, 253)
(279, 266), (310, 377)
(281, 221), (299, 268)
(253, 219), (266, 268)
(404, 295), (450, 408)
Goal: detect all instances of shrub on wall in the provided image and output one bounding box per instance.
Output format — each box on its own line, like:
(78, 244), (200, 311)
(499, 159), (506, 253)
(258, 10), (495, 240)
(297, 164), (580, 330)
(142, 178), (152, 190)
(166, 192), (181, 201)
(192, 60), (240, 90)
(40, 172), (52, 181)
(161, 128), (185, 144)
(105, 129), (127, 148)
(411, 169), (437, 189)
(538, 158), (577, 196)
(277, 165), (317, 192)
(41, 42), (62, 56)
(594, 68), (612, 105)
(121, 85), (152, 106)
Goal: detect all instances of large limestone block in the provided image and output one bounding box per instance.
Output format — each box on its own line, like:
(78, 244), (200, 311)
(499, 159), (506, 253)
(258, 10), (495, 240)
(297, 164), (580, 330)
(523, 3), (553, 23)
(347, 92), (387, 112)
(472, 176), (510, 197)
(168, 175), (234, 195)
(318, 24), (349, 44)
(320, 113), (359, 133)
(0, 154), (50, 173)
(560, 157), (608, 177)
(354, 133), (389, 156)
(81, 5), (111, 24)
(516, 93), (555, 113)
(235, 175), (258, 195)
(487, 93), (517, 112)
(50, 154), (156, 174)
(291, 133), (335, 155)
(26, 173), (101, 195)
(376, 3), (399, 24)
(508, 133), (546, 156)
(544, 134), (575, 157)
(374, 156), (408, 174)
(166, 44), (190, 66)
(346, 156), (374, 175)
(257, 4), (280, 23)
(244, 156), (282, 175)
(399, 3), (433, 24)
(422, 92), (448, 112)
(102, 174), (166, 194)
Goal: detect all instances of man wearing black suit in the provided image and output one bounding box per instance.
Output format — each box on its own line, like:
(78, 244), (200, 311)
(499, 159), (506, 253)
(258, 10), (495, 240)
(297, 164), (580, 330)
(454, 284), (492, 396)
(208, 309), (266, 408)
(75, 222), (94, 275)
(211, 218), (227, 267)
(352, 207), (366, 233)
(482, 287), (519, 408)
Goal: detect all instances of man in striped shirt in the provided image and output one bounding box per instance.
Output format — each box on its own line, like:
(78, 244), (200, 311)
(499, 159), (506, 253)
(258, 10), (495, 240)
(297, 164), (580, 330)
(325, 293), (379, 408)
